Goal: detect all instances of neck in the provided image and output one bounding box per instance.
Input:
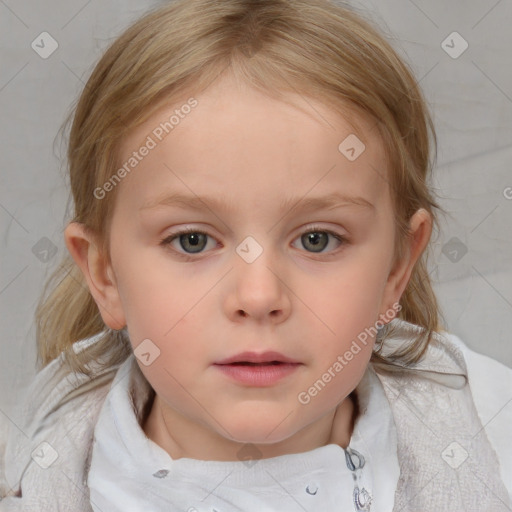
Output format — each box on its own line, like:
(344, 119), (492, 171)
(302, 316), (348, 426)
(142, 392), (357, 462)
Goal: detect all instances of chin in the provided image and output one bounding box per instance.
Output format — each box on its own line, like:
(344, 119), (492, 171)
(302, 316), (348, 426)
(220, 416), (300, 446)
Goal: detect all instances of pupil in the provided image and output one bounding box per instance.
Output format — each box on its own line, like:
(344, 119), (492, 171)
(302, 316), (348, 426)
(304, 232), (327, 252)
(188, 234), (200, 246)
(181, 233), (205, 253)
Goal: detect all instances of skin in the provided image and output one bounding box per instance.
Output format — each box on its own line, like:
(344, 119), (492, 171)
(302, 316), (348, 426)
(65, 72), (432, 462)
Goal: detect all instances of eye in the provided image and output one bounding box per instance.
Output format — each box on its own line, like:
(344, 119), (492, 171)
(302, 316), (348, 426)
(160, 227), (216, 257)
(292, 225), (347, 254)
(159, 225), (348, 259)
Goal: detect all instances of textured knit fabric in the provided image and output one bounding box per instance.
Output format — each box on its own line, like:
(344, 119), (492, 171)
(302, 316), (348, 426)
(376, 324), (512, 510)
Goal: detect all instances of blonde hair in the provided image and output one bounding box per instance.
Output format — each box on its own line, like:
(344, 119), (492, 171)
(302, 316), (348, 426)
(36, 0), (446, 377)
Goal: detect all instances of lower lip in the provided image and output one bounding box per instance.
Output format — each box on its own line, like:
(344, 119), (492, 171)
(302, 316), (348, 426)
(214, 363), (301, 386)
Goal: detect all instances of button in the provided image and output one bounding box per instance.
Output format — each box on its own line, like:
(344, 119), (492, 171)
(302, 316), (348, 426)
(305, 483), (319, 495)
(152, 469), (169, 478)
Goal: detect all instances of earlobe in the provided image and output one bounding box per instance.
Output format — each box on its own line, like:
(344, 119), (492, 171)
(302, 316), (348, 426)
(63, 222), (126, 330)
(380, 208), (432, 319)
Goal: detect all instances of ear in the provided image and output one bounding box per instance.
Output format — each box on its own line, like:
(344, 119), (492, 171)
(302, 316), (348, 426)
(379, 208), (432, 321)
(64, 222), (126, 330)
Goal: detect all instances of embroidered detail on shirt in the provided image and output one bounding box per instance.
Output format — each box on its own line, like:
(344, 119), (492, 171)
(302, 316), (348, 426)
(345, 447), (365, 471)
(344, 447), (372, 511)
(354, 486), (372, 511)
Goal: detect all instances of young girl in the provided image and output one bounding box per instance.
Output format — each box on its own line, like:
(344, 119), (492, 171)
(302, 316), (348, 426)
(1, 0), (511, 510)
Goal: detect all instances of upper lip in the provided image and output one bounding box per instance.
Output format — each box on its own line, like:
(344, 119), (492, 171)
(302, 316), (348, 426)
(214, 351), (301, 365)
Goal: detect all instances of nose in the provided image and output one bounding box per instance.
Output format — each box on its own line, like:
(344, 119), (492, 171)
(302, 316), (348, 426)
(225, 246), (292, 324)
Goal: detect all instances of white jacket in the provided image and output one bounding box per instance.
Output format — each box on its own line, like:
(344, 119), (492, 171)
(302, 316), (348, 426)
(1, 319), (511, 511)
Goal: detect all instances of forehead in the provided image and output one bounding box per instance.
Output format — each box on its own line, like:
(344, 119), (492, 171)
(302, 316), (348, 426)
(114, 74), (390, 215)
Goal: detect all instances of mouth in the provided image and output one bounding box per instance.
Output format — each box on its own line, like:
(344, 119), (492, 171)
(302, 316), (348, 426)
(214, 351), (301, 366)
(213, 351), (302, 386)
(226, 361), (288, 366)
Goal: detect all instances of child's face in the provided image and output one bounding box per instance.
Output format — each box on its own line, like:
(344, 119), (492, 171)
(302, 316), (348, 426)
(69, 73), (430, 459)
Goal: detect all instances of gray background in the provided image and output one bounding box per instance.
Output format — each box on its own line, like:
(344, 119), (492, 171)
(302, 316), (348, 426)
(1, 0), (511, 434)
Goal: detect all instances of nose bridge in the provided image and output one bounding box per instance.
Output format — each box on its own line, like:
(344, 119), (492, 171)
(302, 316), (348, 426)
(229, 233), (290, 320)
(235, 233), (267, 266)
(235, 233), (279, 293)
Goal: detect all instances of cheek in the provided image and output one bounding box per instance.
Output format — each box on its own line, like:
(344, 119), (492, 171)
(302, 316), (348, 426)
(112, 251), (189, 333)
(308, 258), (389, 329)
(296, 253), (390, 382)
(128, 319), (204, 407)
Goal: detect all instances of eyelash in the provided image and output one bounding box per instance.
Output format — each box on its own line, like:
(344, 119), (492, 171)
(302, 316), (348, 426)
(159, 225), (348, 260)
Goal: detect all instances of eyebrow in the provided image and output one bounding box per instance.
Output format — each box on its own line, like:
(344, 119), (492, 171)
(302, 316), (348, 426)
(139, 191), (375, 214)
